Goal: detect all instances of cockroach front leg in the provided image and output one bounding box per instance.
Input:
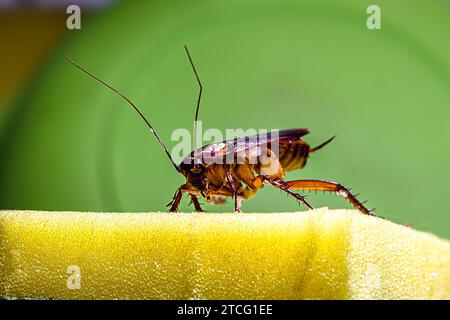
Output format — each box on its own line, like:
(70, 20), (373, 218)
(284, 179), (374, 215)
(189, 194), (204, 212)
(225, 172), (241, 213)
(167, 185), (185, 212)
(259, 175), (314, 210)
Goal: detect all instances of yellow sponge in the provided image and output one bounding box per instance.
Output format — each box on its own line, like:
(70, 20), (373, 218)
(0, 209), (449, 299)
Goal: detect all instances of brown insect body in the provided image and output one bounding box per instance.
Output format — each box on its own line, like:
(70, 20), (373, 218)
(176, 129), (312, 205)
(66, 47), (374, 215)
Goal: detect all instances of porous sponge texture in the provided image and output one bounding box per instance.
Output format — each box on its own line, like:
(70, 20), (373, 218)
(0, 209), (449, 299)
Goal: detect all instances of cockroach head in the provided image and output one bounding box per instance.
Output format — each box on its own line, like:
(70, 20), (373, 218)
(179, 158), (207, 190)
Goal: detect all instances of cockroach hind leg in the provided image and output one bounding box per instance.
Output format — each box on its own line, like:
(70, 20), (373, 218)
(259, 175), (314, 210)
(284, 179), (376, 216)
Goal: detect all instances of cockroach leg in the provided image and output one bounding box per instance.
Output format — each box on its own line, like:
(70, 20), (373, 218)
(259, 175), (314, 210)
(235, 197), (243, 213)
(284, 179), (374, 215)
(167, 185), (185, 212)
(169, 186), (205, 212)
(189, 194), (204, 212)
(225, 171), (240, 213)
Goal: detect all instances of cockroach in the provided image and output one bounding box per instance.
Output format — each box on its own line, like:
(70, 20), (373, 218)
(66, 46), (374, 215)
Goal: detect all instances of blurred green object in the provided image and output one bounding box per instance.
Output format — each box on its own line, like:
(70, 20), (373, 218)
(0, 0), (449, 238)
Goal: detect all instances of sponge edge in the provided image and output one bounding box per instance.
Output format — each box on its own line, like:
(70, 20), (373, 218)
(0, 209), (449, 300)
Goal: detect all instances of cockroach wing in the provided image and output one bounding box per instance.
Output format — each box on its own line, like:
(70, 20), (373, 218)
(181, 128), (309, 165)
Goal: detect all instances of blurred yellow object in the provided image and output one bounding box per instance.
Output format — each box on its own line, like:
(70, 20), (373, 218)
(0, 209), (449, 300)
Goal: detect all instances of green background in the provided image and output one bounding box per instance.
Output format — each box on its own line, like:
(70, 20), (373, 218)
(1, 0), (449, 238)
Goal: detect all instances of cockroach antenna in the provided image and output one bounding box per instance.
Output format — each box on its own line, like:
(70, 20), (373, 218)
(65, 56), (182, 173)
(183, 45), (203, 167)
